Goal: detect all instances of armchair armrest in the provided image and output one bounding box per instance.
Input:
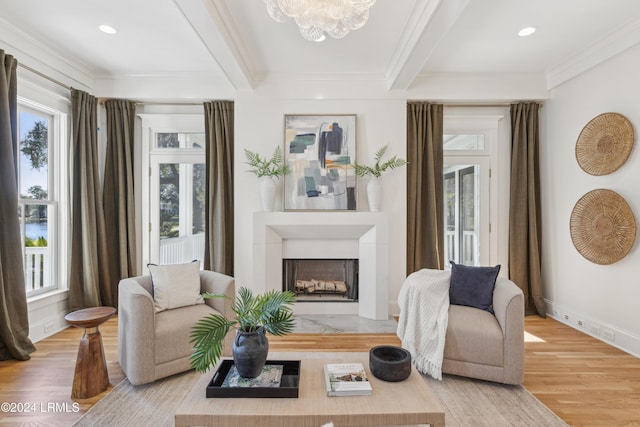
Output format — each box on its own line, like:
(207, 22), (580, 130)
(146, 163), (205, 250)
(118, 276), (156, 385)
(199, 270), (236, 357)
(492, 278), (525, 384)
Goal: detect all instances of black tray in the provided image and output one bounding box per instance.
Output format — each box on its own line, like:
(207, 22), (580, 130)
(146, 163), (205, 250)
(206, 359), (300, 398)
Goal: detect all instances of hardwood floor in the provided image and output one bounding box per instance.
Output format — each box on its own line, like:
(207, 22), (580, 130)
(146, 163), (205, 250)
(0, 316), (639, 426)
(522, 316), (640, 427)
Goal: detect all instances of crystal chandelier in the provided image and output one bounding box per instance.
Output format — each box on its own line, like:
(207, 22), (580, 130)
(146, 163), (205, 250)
(263, 0), (377, 42)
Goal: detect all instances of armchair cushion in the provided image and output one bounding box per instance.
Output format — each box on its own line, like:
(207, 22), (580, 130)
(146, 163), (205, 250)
(449, 261), (500, 314)
(148, 261), (204, 312)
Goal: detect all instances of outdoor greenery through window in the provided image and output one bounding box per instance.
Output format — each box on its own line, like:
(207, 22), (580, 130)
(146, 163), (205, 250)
(152, 131), (206, 266)
(18, 106), (56, 297)
(156, 132), (205, 149)
(443, 131), (489, 267)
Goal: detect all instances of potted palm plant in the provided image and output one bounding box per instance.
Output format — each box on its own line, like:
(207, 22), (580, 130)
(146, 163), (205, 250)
(244, 146), (290, 211)
(352, 144), (407, 212)
(190, 287), (296, 378)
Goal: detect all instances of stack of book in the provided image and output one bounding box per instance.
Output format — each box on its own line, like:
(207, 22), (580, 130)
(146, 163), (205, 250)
(323, 362), (372, 396)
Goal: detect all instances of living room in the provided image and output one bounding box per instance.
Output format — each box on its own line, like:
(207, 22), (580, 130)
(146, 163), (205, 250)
(1, 1), (640, 426)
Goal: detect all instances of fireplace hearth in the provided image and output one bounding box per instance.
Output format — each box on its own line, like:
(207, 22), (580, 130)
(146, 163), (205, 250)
(283, 259), (358, 302)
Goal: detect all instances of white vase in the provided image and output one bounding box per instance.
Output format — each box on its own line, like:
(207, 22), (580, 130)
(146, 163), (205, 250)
(259, 177), (277, 211)
(367, 177), (382, 212)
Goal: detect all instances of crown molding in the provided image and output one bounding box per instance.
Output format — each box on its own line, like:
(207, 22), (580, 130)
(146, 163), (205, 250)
(0, 17), (93, 91)
(546, 18), (640, 90)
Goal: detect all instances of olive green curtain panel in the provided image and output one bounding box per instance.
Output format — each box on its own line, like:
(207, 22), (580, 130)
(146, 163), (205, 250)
(69, 89), (114, 310)
(509, 102), (545, 317)
(0, 50), (36, 361)
(406, 102), (444, 274)
(203, 101), (234, 276)
(103, 99), (138, 299)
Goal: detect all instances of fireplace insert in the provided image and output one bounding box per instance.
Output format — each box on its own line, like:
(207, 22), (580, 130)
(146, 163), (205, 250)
(282, 258), (358, 302)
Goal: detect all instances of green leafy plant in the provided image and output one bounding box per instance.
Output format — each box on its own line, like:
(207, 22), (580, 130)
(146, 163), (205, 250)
(189, 287), (296, 373)
(244, 146), (290, 178)
(352, 144), (407, 178)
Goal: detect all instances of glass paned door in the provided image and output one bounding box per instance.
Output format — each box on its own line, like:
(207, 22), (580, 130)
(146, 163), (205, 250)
(150, 156), (205, 267)
(443, 160), (489, 266)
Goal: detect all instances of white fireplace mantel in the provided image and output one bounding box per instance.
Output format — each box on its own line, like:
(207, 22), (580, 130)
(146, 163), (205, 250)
(252, 212), (389, 320)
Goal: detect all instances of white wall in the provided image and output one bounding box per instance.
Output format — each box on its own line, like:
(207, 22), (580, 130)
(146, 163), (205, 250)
(234, 95), (407, 313)
(542, 44), (640, 356)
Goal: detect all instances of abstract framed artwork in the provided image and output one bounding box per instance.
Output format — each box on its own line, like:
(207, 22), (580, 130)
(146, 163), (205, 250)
(283, 114), (357, 211)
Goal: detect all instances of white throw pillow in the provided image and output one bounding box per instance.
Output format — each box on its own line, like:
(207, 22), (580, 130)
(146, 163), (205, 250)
(148, 261), (204, 313)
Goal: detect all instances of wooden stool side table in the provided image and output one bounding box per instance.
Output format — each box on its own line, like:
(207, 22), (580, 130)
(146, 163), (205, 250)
(64, 306), (116, 399)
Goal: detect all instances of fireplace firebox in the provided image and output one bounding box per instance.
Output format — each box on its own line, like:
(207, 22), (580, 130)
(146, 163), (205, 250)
(283, 259), (358, 302)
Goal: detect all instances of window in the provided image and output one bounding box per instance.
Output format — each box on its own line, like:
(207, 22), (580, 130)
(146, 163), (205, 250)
(443, 112), (505, 268)
(17, 101), (64, 297)
(153, 157), (206, 266)
(445, 164), (482, 265)
(140, 114), (206, 269)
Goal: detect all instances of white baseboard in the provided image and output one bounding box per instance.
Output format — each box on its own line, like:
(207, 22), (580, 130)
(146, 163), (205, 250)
(544, 300), (640, 358)
(27, 290), (70, 343)
(29, 312), (69, 343)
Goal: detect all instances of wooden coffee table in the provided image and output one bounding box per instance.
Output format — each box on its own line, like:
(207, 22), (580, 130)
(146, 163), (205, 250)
(175, 351), (445, 427)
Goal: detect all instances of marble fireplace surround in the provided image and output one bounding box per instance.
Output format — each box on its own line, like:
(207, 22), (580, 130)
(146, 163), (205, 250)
(252, 212), (389, 320)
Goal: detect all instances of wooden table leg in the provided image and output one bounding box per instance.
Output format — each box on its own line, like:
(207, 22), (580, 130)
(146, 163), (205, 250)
(71, 326), (110, 399)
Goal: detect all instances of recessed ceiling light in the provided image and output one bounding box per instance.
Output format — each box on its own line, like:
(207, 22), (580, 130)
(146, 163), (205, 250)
(99, 24), (117, 35)
(518, 27), (536, 37)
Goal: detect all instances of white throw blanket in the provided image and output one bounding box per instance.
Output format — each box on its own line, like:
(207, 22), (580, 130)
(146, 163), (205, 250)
(397, 268), (451, 380)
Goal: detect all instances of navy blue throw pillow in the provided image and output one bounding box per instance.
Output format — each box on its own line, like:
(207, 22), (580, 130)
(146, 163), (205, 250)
(449, 261), (501, 314)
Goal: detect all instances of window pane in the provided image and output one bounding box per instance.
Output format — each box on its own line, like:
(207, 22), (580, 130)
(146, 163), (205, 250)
(156, 132), (205, 149)
(192, 163), (205, 235)
(159, 163), (180, 238)
(157, 133), (180, 148)
(443, 165), (480, 267)
(20, 111), (49, 196)
(444, 172), (456, 263)
(23, 204), (51, 295)
(187, 133), (205, 149)
(460, 167), (477, 265)
(443, 134), (485, 151)
(156, 162), (205, 266)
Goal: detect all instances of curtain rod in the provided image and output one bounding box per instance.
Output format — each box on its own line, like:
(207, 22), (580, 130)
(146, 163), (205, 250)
(18, 63), (71, 91)
(443, 103), (512, 108)
(443, 101), (543, 107)
(97, 98), (206, 106)
(136, 101), (204, 106)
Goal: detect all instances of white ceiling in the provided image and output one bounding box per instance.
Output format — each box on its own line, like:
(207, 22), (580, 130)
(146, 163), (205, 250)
(1, 0), (639, 92)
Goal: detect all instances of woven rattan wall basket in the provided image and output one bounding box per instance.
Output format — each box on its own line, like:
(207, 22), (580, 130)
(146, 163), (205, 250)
(570, 189), (636, 265)
(575, 112), (634, 175)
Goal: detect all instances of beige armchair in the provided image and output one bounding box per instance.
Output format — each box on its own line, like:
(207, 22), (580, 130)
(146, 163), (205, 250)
(442, 277), (525, 385)
(118, 270), (235, 385)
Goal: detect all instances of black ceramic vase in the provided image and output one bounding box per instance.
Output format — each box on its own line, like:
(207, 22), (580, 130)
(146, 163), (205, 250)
(232, 327), (269, 378)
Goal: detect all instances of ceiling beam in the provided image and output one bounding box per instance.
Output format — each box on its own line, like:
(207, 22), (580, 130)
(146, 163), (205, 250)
(386, 0), (470, 91)
(175, 0), (255, 91)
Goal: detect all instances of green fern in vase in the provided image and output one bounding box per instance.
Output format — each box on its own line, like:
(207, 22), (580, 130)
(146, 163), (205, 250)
(352, 144), (407, 178)
(244, 146), (290, 178)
